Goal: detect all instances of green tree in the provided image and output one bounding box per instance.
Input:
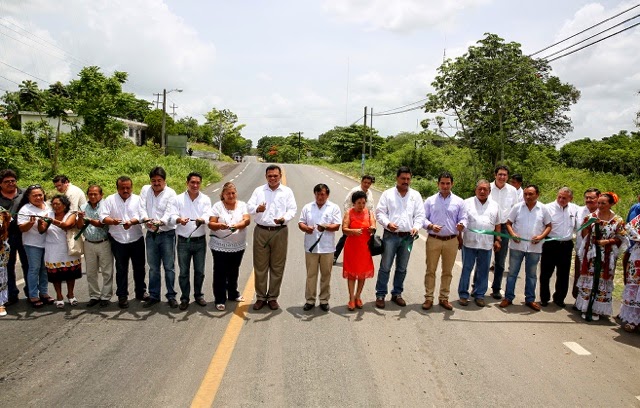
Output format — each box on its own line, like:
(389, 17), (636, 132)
(424, 33), (580, 166)
(144, 109), (175, 145)
(318, 124), (383, 162)
(43, 81), (72, 173)
(204, 108), (246, 156)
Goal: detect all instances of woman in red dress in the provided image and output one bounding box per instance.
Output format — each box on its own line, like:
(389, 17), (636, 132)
(342, 191), (376, 311)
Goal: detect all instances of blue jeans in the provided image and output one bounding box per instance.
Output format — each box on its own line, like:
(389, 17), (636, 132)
(8, 231), (28, 299)
(458, 245), (492, 299)
(24, 245), (47, 299)
(375, 230), (412, 298)
(177, 236), (206, 302)
(505, 249), (540, 303)
(146, 230), (176, 301)
(491, 223), (509, 291)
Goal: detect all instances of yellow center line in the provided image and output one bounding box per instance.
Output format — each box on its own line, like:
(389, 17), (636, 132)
(190, 166), (288, 407)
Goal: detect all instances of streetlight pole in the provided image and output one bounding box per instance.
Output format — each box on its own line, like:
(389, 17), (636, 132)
(160, 88), (183, 155)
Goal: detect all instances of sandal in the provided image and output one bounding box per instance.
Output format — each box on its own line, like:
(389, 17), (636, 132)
(40, 296), (55, 305)
(30, 298), (44, 308)
(216, 304), (226, 311)
(0, 306), (6, 317)
(347, 301), (355, 311)
(355, 298), (363, 309)
(235, 295), (245, 302)
(624, 323), (637, 333)
(68, 297), (79, 306)
(55, 300), (65, 309)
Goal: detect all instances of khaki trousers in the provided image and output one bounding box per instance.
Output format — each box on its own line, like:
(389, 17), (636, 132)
(425, 236), (458, 301)
(305, 253), (333, 304)
(253, 226), (288, 301)
(85, 240), (115, 300)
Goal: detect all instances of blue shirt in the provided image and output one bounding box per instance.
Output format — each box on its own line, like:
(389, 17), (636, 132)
(627, 203), (640, 223)
(81, 201), (109, 242)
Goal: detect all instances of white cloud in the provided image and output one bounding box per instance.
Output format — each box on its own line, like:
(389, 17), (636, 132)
(322, 0), (492, 33)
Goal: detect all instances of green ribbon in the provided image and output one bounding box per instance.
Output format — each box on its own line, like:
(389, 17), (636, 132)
(307, 231), (324, 253)
(262, 225), (286, 248)
(468, 217), (597, 243)
(401, 233), (420, 252)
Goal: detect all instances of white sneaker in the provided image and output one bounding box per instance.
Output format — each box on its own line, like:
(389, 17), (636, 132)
(235, 295), (245, 302)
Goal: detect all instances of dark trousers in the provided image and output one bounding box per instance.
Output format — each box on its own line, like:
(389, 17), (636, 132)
(110, 237), (147, 298)
(334, 234), (347, 259)
(177, 236), (206, 302)
(212, 249), (245, 304)
(539, 240), (574, 304)
(7, 232), (28, 299)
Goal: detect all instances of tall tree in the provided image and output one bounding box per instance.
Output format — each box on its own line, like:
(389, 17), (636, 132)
(44, 81), (72, 173)
(424, 33), (580, 165)
(204, 108), (247, 155)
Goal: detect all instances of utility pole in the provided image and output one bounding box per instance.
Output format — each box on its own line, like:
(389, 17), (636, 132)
(161, 89), (167, 154)
(153, 93), (162, 108)
(369, 107), (373, 158)
(361, 106), (367, 175)
(170, 103), (178, 119)
(297, 131), (301, 163)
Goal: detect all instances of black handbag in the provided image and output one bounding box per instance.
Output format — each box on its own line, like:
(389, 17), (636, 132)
(368, 232), (384, 256)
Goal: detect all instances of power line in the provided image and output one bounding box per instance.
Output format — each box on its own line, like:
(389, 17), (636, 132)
(540, 13), (640, 60)
(0, 60), (50, 84)
(0, 74), (20, 86)
(546, 21), (640, 63)
(530, 3), (640, 56)
(373, 105), (423, 117)
(375, 98), (427, 115)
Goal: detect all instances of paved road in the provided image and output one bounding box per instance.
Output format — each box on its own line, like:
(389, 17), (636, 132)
(2, 158), (640, 407)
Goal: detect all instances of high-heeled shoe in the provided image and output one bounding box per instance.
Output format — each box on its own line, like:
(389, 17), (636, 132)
(355, 298), (363, 309)
(347, 301), (355, 311)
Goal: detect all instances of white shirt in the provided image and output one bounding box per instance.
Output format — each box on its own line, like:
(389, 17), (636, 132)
(168, 191), (212, 238)
(208, 200), (249, 252)
(298, 200), (342, 254)
(462, 197), (500, 250)
(515, 187), (524, 203)
(545, 201), (580, 241)
(247, 183), (297, 227)
(64, 183), (87, 212)
(139, 185), (177, 232)
(18, 203), (51, 248)
(99, 193), (144, 244)
(490, 181), (519, 224)
(507, 201), (552, 254)
(344, 186), (374, 212)
(375, 187), (425, 233)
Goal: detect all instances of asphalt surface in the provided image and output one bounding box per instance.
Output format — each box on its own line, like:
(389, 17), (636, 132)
(2, 157), (639, 407)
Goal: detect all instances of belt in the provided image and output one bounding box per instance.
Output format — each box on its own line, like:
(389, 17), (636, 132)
(178, 235), (206, 241)
(387, 230), (411, 237)
(86, 238), (108, 244)
(256, 224), (287, 231)
(428, 234), (457, 241)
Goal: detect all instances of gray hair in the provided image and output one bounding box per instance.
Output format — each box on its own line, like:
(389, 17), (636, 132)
(476, 179), (491, 189)
(558, 186), (573, 197)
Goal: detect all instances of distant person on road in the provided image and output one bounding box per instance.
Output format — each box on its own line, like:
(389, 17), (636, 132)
(374, 166), (425, 309)
(489, 165), (519, 300)
(247, 165), (297, 311)
(0, 207), (11, 316)
(299, 183), (341, 312)
(575, 192), (626, 321)
(207, 182), (250, 311)
(334, 174), (375, 264)
(622, 213), (640, 332)
(52, 174), (87, 212)
(499, 184), (551, 312)
(139, 167), (178, 309)
(422, 171), (467, 311)
(341, 190), (375, 311)
(168, 172), (212, 311)
(38, 194), (82, 309)
(457, 180), (500, 308)
(18, 184), (53, 308)
(77, 185), (113, 308)
(100, 176), (149, 309)
(0, 169), (29, 304)
(539, 187), (579, 308)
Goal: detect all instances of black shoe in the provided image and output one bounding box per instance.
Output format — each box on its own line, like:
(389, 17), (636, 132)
(195, 297), (207, 307)
(118, 297), (129, 309)
(179, 300), (189, 310)
(540, 300), (549, 307)
(333, 258), (337, 265)
(303, 303), (315, 311)
(136, 293), (151, 302)
(491, 291), (503, 300)
(553, 300), (566, 308)
(99, 300), (110, 308)
(87, 299), (100, 307)
(5, 297), (19, 306)
(143, 299), (160, 308)
(319, 303), (330, 312)
(168, 299), (179, 309)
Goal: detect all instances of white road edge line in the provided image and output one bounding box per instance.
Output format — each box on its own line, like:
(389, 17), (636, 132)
(213, 188), (220, 192)
(563, 342), (591, 355)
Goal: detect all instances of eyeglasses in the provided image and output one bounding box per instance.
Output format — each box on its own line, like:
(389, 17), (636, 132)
(28, 184), (42, 189)
(2, 179), (16, 184)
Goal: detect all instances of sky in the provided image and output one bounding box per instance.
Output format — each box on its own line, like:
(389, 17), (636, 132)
(0, 0), (638, 147)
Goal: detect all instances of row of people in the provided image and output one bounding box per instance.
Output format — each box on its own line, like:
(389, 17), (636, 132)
(1, 166), (639, 335)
